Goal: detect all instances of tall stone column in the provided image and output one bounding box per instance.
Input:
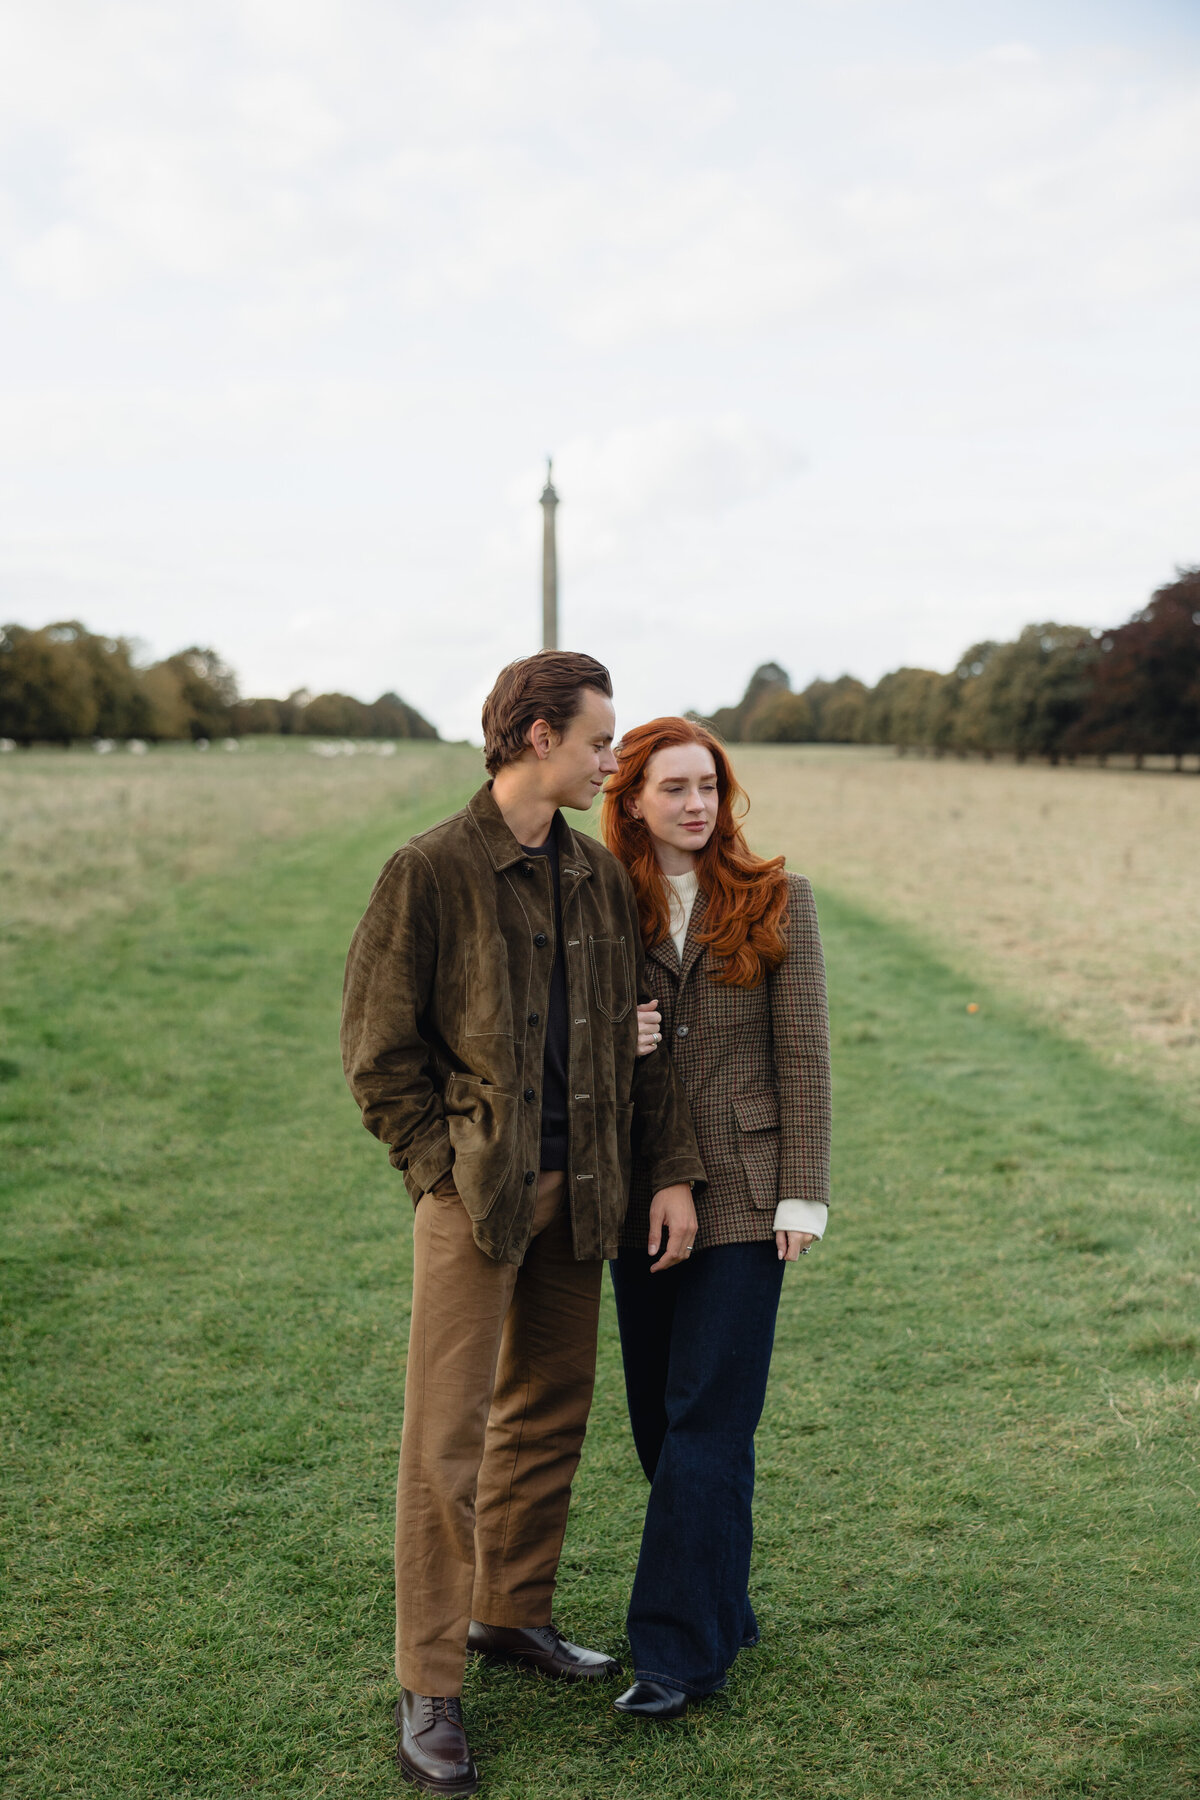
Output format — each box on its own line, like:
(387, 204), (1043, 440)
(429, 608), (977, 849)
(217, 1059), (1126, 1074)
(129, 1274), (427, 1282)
(540, 459), (559, 651)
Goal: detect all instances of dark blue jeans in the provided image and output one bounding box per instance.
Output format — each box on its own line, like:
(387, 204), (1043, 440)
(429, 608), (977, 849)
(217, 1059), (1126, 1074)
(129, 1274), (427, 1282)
(610, 1239), (786, 1696)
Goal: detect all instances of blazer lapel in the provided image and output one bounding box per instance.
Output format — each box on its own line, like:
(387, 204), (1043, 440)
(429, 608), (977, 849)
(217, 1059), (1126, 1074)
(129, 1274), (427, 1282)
(645, 885), (709, 982)
(647, 936), (680, 977)
(678, 887), (709, 984)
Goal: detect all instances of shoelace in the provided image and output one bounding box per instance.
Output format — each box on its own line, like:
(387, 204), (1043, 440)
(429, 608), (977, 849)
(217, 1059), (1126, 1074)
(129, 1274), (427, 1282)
(422, 1695), (465, 1726)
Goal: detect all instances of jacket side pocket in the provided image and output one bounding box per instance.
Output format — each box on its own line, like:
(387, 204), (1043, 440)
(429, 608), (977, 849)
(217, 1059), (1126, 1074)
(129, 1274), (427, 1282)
(732, 1089), (780, 1209)
(444, 1072), (518, 1220)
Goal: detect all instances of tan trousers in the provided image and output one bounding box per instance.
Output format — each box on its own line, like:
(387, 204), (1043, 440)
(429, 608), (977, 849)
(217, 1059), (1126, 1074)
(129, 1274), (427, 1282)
(395, 1171), (604, 1695)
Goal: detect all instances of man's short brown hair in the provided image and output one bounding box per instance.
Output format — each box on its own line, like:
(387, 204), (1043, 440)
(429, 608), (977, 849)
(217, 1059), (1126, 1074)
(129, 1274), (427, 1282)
(481, 650), (613, 775)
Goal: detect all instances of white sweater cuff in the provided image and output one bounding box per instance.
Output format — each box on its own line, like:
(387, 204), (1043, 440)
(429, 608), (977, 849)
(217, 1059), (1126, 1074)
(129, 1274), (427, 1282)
(772, 1200), (828, 1237)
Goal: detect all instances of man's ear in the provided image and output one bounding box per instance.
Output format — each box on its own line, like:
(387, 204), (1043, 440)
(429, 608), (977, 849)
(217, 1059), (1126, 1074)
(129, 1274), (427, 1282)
(528, 717), (556, 761)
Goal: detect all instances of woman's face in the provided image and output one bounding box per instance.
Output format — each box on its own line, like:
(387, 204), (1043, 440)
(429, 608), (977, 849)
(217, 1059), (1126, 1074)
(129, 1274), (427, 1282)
(630, 743), (720, 862)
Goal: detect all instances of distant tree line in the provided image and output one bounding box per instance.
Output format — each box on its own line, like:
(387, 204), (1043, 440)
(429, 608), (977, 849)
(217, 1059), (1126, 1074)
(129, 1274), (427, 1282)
(698, 568), (1200, 769)
(228, 689), (436, 740)
(0, 621), (437, 744)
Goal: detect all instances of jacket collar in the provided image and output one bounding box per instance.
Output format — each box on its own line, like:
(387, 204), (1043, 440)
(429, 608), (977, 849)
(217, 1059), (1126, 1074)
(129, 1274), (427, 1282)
(466, 782), (595, 883)
(647, 883), (709, 983)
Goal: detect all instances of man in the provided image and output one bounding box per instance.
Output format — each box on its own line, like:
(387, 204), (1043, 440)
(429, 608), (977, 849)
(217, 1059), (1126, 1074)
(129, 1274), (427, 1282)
(341, 651), (704, 1794)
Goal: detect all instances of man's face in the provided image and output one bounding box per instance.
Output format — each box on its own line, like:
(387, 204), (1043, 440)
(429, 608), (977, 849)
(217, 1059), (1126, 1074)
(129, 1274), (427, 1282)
(542, 686), (618, 811)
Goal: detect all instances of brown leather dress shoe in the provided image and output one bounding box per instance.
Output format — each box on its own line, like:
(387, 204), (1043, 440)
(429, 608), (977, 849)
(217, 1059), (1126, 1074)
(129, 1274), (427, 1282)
(466, 1620), (619, 1681)
(395, 1691), (479, 1795)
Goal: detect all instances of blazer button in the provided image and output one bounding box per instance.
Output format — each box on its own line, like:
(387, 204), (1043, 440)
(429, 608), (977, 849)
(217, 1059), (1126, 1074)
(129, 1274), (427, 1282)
(524, 1087), (536, 1102)
(534, 931), (548, 947)
(528, 1011), (540, 1026)
(524, 1169), (537, 1185)
(521, 863), (534, 875)
(676, 1024), (689, 1038)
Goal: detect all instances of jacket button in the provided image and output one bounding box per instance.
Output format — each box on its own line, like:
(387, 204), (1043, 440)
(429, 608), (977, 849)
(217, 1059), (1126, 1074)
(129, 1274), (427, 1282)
(521, 862), (534, 875)
(676, 1024), (689, 1038)
(524, 1088), (536, 1102)
(524, 1169), (537, 1185)
(534, 932), (548, 947)
(528, 1011), (539, 1026)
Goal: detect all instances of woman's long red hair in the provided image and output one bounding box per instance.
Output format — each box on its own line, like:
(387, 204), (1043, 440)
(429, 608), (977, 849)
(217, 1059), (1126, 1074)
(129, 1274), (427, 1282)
(601, 717), (789, 988)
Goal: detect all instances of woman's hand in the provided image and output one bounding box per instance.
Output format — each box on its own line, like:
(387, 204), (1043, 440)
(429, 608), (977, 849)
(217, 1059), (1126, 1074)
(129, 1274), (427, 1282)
(636, 1000), (663, 1057)
(648, 1184), (698, 1272)
(776, 1230), (817, 1262)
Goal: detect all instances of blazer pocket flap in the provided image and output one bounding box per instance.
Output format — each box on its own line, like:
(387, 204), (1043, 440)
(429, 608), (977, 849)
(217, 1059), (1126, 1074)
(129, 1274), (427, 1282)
(733, 1090), (779, 1133)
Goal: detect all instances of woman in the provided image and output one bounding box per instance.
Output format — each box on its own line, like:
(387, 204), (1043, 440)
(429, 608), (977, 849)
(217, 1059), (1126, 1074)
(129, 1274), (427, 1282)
(600, 717), (831, 1718)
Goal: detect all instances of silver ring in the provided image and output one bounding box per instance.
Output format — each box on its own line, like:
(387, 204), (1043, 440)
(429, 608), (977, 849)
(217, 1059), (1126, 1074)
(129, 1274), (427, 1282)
(653, 1031), (662, 1042)
(798, 1247), (810, 1255)
(684, 1245), (694, 1256)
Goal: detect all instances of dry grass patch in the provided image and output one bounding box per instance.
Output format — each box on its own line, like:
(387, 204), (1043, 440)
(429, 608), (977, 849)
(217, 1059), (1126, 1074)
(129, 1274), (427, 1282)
(735, 744), (1200, 1109)
(0, 739), (481, 948)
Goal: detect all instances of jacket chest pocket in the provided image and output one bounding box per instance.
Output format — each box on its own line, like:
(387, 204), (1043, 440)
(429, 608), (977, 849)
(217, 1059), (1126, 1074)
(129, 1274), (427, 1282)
(588, 936), (633, 1023)
(466, 939), (514, 1038)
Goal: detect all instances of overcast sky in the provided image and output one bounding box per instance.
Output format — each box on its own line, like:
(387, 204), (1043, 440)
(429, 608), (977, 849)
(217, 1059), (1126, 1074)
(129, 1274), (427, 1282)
(2, 0), (1198, 739)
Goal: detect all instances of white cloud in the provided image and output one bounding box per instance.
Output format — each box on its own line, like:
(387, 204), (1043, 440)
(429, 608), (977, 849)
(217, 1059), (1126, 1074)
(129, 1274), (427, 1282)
(4, 8), (1197, 340)
(0, 379), (396, 463)
(544, 418), (805, 559)
(0, 2), (1197, 742)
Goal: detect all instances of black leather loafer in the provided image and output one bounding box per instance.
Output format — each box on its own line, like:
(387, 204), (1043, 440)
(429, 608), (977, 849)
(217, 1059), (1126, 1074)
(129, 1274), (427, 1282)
(466, 1620), (618, 1681)
(613, 1679), (689, 1719)
(395, 1693), (480, 1794)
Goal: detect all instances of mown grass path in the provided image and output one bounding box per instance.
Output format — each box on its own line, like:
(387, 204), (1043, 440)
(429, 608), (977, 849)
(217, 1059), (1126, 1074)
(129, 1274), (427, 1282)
(2, 771), (1198, 1797)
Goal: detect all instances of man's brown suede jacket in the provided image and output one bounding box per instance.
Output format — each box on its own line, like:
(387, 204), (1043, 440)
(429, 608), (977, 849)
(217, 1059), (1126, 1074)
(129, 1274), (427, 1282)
(341, 782), (705, 1265)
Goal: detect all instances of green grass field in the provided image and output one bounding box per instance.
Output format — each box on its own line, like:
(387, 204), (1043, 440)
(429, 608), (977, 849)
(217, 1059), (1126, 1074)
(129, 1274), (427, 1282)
(2, 752), (1198, 1797)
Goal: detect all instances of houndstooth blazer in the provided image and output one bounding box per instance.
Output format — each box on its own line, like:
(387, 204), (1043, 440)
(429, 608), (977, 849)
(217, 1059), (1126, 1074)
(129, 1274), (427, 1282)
(621, 870), (831, 1252)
